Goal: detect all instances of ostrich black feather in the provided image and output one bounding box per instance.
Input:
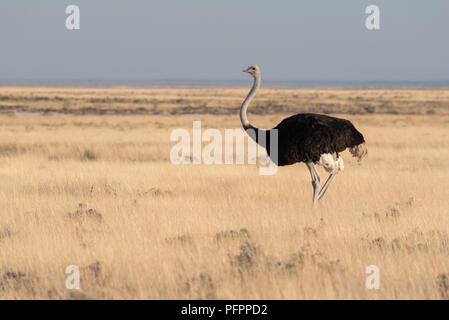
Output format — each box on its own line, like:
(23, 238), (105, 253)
(264, 113), (366, 166)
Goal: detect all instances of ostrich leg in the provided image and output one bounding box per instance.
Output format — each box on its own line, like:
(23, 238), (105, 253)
(317, 173), (337, 201)
(306, 162), (321, 203)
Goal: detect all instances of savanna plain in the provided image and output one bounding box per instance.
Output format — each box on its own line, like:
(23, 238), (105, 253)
(0, 86), (448, 299)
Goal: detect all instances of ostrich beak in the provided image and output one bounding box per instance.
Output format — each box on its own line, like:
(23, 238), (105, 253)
(243, 68), (251, 73)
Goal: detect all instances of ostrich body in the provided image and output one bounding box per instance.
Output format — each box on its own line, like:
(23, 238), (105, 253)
(240, 65), (367, 203)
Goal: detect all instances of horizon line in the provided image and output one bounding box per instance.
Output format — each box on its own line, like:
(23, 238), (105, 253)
(1, 78), (449, 88)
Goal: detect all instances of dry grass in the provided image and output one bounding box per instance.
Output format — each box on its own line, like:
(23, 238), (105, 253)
(0, 86), (449, 299)
(1, 86), (449, 115)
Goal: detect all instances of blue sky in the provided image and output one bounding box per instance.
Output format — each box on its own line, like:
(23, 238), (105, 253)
(1, 0), (448, 82)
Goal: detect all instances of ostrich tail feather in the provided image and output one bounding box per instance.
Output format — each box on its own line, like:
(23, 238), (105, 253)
(349, 142), (368, 161)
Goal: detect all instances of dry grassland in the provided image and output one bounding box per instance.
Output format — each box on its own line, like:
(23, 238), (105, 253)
(0, 86), (448, 299)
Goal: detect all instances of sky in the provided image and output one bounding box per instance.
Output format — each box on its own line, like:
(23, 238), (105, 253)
(0, 0), (448, 84)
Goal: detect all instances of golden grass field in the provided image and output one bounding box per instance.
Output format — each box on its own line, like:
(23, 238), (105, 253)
(0, 86), (448, 299)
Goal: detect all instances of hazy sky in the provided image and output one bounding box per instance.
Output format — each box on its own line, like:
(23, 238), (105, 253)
(1, 0), (448, 82)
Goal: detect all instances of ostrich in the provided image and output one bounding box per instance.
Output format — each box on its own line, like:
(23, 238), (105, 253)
(240, 65), (367, 203)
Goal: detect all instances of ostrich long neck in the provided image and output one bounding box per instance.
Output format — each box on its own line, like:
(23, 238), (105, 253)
(240, 74), (261, 131)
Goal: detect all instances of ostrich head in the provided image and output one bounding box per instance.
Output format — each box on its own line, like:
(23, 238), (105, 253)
(243, 65), (260, 78)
